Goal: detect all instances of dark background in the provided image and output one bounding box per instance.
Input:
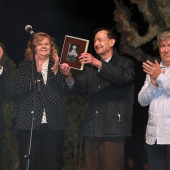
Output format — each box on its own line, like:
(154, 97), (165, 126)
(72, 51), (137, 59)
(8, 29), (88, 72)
(0, 0), (148, 168)
(0, 0), (115, 65)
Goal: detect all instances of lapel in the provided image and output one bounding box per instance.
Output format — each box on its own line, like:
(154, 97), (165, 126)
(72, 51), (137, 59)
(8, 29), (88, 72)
(46, 59), (55, 85)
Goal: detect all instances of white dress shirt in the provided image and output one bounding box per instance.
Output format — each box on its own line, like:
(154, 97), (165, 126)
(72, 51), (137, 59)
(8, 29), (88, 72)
(0, 66), (3, 75)
(138, 62), (170, 145)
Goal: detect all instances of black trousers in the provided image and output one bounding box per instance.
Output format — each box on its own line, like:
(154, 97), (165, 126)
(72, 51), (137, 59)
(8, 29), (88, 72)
(146, 143), (170, 170)
(85, 136), (125, 170)
(17, 124), (64, 170)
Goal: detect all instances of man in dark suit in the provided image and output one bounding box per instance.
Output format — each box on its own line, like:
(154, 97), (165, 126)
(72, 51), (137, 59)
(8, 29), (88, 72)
(0, 44), (11, 167)
(60, 27), (135, 170)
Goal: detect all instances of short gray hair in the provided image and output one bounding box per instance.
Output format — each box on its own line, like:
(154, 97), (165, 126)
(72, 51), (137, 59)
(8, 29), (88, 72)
(157, 31), (170, 45)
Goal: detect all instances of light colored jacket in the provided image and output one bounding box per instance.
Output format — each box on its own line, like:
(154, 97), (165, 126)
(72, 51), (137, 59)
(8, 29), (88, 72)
(138, 62), (170, 145)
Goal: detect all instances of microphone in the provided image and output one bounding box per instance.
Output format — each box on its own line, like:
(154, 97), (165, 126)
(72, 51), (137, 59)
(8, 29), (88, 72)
(37, 79), (41, 92)
(36, 72), (41, 92)
(25, 25), (34, 35)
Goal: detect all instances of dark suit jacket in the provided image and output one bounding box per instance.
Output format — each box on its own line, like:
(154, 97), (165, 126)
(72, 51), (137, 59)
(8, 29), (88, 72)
(14, 59), (70, 130)
(70, 49), (135, 137)
(0, 58), (11, 130)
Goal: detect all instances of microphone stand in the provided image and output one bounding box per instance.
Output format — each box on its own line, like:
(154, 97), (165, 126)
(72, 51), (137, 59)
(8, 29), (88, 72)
(25, 34), (38, 170)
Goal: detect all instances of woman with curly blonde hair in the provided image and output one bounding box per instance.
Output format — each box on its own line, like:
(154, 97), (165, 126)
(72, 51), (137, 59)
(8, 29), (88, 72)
(25, 32), (57, 60)
(14, 32), (70, 170)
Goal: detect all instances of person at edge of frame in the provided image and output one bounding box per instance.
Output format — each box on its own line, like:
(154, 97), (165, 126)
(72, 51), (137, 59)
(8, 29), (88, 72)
(138, 30), (170, 170)
(0, 44), (11, 169)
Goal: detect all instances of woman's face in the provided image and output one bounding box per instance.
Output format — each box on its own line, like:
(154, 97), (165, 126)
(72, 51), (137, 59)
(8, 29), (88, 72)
(35, 37), (51, 59)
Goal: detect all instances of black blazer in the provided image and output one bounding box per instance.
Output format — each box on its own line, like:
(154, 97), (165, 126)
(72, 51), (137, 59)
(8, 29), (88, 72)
(0, 58), (11, 130)
(14, 59), (70, 130)
(70, 49), (135, 137)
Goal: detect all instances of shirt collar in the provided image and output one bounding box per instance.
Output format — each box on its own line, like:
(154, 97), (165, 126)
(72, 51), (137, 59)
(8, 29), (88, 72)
(42, 59), (49, 70)
(105, 56), (112, 63)
(160, 61), (170, 68)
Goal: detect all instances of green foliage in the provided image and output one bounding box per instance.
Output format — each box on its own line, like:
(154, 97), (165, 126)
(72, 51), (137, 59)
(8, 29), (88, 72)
(152, 39), (158, 51)
(2, 98), (19, 170)
(63, 69), (87, 170)
(63, 95), (87, 170)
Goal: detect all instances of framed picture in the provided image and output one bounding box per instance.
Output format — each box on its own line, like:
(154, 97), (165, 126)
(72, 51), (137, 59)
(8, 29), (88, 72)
(60, 35), (89, 70)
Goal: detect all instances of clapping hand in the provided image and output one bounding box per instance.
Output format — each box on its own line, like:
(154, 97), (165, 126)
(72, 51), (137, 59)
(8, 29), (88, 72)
(52, 53), (59, 75)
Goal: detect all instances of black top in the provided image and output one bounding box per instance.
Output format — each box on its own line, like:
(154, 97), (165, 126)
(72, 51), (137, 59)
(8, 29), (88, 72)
(14, 59), (70, 130)
(0, 58), (11, 130)
(70, 49), (135, 137)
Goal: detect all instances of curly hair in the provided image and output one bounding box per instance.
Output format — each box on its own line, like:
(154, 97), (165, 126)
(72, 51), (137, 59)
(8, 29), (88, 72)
(24, 32), (58, 60)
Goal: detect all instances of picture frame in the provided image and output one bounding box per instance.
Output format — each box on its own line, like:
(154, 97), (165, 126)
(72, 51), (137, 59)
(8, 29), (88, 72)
(60, 35), (89, 70)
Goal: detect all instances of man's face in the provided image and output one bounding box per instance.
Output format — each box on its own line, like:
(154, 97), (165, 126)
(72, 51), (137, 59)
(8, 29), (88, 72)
(159, 38), (170, 66)
(94, 30), (114, 57)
